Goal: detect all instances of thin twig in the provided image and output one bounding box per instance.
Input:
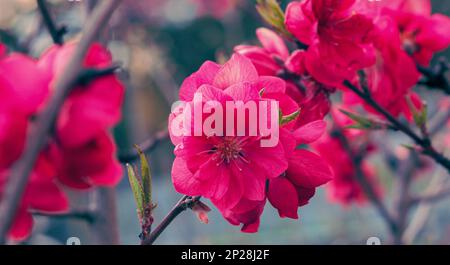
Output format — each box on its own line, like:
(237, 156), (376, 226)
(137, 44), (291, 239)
(343, 80), (450, 173)
(0, 0), (121, 244)
(417, 59), (450, 95)
(141, 196), (200, 245)
(31, 210), (96, 224)
(403, 173), (448, 244)
(410, 186), (450, 205)
(37, 0), (66, 45)
(118, 129), (169, 163)
(331, 129), (398, 235)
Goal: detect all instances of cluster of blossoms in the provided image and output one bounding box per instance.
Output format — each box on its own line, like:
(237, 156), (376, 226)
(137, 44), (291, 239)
(0, 42), (124, 240)
(169, 0), (450, 231)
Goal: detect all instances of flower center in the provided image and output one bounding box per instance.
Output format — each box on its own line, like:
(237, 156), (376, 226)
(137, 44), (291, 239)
(211, 137), (250, 169)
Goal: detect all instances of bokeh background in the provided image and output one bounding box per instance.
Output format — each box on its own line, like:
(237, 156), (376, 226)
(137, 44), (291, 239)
(1, 0), (449, 244)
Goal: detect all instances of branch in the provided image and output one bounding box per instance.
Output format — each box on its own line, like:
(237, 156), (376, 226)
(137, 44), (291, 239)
(410, 186), (450, 205)
(37, 0), (67, 45)
(417, 59), (450, 95)
(118, 129), (169, 163)
(343, 80), (450, 173)
(0, 0), (122, 244)
(331, 129), (398, 235)
(141, 196), (200, 245)
(31, 210), (96, 224)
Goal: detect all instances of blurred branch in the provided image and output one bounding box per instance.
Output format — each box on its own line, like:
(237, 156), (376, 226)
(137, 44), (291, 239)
(142, 196), (200, 245)
(77, 63), (122, 85)
(410, 186), (450, 205)
(37, 0), (67, 45)
(331, 128), (399, 235)
(118, 128), (169, 163)
(343, 80), (450, 173)
(403, 174), (449, 244)
(417, 58), (450, 95)
(91, 188), (120, 244)
(31, 209), (96, 224)
(429, 108), (450, 137)
(0, 0), (122, 244)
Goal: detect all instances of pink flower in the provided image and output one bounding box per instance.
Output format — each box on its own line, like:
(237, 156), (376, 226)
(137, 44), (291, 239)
(285, 0), (376, 86)
(38, 42), (124, 189)
(48, 132), (122, 189)
(268, 148), (333, 219)
(0, 50), (69, 241)
(235, 28), (289, 76)
(170, 53), (333, 231)
(343, 4), (421, 118)
(379, 0), (450, 66)
(171, 54), (288, 225)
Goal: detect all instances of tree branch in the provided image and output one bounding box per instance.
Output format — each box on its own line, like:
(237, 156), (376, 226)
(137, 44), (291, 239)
(331, 129), (398, 235)
(118, 129), (169, 163)
(0, 0), (122, 244)
(141, 196), (200, 245)
(343, 80), (450, 173)
(37, 0), (67, 45)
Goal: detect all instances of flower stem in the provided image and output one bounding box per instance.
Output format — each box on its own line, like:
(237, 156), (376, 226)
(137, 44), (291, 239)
(343, 80), (450, 173)
(141, 196), (200, 245)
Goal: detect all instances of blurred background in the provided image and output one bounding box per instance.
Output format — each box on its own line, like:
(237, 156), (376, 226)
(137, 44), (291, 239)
(1, 0), (449, 245)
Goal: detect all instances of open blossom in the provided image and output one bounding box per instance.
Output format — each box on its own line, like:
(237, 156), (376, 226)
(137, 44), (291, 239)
(170, 53), (332, 231)
(285, 0), (375, 86)
(38, 42), (124, 189)
(312, 108), (380, 205)
(0, 50), (69, 240)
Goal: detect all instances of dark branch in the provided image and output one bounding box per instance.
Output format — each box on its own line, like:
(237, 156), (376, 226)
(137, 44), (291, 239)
(37, 0), (66, 45)
(343, 80), (450, 173)
(118, 129), (169, 163)
(141, 196), (200, 245)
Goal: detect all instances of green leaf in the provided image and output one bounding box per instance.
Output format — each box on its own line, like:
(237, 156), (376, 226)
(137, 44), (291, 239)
(126, 164), (145, 218)
(134, 144), (152, 206)
(256, 0), (292, 38)
(339, 109), (384, 130)
(280, 109), (300, 125)
(406, 97), (427, 128)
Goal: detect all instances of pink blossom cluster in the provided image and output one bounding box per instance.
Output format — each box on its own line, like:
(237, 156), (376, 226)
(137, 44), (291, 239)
(169, 0), (450, 232)
(0, 42), (124, 240)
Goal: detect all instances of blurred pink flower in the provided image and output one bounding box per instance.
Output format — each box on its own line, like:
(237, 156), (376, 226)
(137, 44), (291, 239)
(38, 42), (124, 189)
(285, 0), (376, 86)
(0, 49), (69, 241)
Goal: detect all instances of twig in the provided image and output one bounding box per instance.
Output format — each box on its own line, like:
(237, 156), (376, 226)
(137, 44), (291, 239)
(331, 129), (398, 235)
(37, 0), (67, 45)
(118, 129), (169, 163)
(141, 196), (200, 245)
(91, 188), (121, 244)
(343, 80), (450, 173)
(0, 0), (122, 244)
(410, 186), (450, 205)
(403, 173), (449, 244)
(31, 210), (96, 224)
(429, 109), (450, 137)
(417, 59), (450, 95)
